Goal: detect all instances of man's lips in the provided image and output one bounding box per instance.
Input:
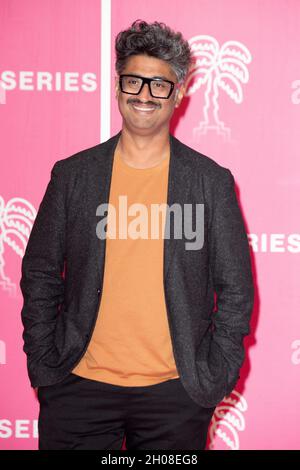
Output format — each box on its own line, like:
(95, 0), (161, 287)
(130, 103), (158, 112)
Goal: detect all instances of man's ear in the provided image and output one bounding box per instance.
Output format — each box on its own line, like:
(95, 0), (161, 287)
(174, 84), (186, 108)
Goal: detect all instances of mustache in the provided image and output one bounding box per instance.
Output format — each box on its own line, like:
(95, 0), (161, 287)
(128, 99), (160, 108)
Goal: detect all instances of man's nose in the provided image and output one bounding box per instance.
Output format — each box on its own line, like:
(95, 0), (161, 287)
(137, 81), (152, 100)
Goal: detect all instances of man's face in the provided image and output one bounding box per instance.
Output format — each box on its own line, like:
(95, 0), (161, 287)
(115, 54), (186, 134)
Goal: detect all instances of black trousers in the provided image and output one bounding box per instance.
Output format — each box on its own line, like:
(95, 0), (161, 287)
(37, 373), (216, 450)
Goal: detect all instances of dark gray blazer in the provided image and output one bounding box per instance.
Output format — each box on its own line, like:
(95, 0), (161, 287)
(20, 130), (254, 408)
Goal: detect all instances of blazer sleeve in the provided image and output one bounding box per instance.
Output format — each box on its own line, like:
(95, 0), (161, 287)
(208, 168), (254, 397)
(20, 161), (66, 365)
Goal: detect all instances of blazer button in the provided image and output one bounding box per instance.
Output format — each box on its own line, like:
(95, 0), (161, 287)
(97, 288), (101, 295)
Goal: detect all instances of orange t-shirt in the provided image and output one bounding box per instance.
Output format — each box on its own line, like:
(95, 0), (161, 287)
(72, 147), (179, 385)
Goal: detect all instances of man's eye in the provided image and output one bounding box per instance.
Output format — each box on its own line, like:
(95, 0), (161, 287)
(154, 82), (165, 88)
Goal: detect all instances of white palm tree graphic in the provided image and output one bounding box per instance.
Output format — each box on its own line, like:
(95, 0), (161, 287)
(0, 197), (36, 297)
(185, 35), (252, 142)
(208, 390), (248, 450)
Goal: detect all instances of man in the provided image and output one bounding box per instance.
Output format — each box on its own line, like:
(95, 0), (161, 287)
(20, 19), (254, 450)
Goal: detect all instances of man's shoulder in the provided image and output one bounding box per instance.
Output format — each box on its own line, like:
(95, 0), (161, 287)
(53, 131), (121, 173)
(171, 134), (232, 181)
(53, 140), (109, 172)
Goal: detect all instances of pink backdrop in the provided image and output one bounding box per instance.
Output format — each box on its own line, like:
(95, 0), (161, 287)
(1, 0), (299, 450)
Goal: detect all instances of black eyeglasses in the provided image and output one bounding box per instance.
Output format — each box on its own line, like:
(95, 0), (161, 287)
(119, 74), (179, 99)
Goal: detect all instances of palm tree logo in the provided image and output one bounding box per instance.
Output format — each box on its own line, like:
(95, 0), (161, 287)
(0, 197), (36, 297)
(208, 390), (248, 450)
(185, 35), (252, 142)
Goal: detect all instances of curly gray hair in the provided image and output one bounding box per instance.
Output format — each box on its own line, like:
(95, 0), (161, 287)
(115, 19), (192, 84)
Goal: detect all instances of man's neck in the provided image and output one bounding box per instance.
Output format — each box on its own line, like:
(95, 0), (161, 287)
(115, 127), (170, 169)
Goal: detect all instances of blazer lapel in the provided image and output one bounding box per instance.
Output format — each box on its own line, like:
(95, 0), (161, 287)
(164, 133), (193, 281)
(88, 130), (192, 285)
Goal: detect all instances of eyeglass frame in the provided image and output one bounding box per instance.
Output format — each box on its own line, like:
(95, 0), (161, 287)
(118, 74), (182, 99)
